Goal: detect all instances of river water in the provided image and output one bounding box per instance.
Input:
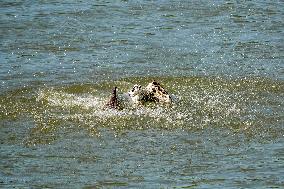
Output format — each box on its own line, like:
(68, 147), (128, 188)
(1, 0), (283, 188)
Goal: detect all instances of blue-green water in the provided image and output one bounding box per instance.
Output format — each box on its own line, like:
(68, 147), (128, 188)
(1, 0), (284, 188)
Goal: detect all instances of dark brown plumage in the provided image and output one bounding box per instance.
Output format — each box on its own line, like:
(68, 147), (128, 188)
(106, 87), (119, 109)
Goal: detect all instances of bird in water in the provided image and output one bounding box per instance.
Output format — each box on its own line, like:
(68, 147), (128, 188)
(105, 86), (119, 109)
(105, 81), (172, 110)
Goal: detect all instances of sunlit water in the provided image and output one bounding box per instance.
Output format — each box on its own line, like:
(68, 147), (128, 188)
(1, 0), (284, 188)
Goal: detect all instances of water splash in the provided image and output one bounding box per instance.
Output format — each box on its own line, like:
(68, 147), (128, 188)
(1, 76), (283, 145)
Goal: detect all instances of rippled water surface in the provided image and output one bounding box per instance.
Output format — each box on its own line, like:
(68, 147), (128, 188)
(1, 0), (284, 188)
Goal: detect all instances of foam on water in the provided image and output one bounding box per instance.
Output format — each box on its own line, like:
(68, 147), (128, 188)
(37, 89), (104, 110)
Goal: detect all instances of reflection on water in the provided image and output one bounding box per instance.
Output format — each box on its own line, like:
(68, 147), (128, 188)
(0, 0), (284, 188)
